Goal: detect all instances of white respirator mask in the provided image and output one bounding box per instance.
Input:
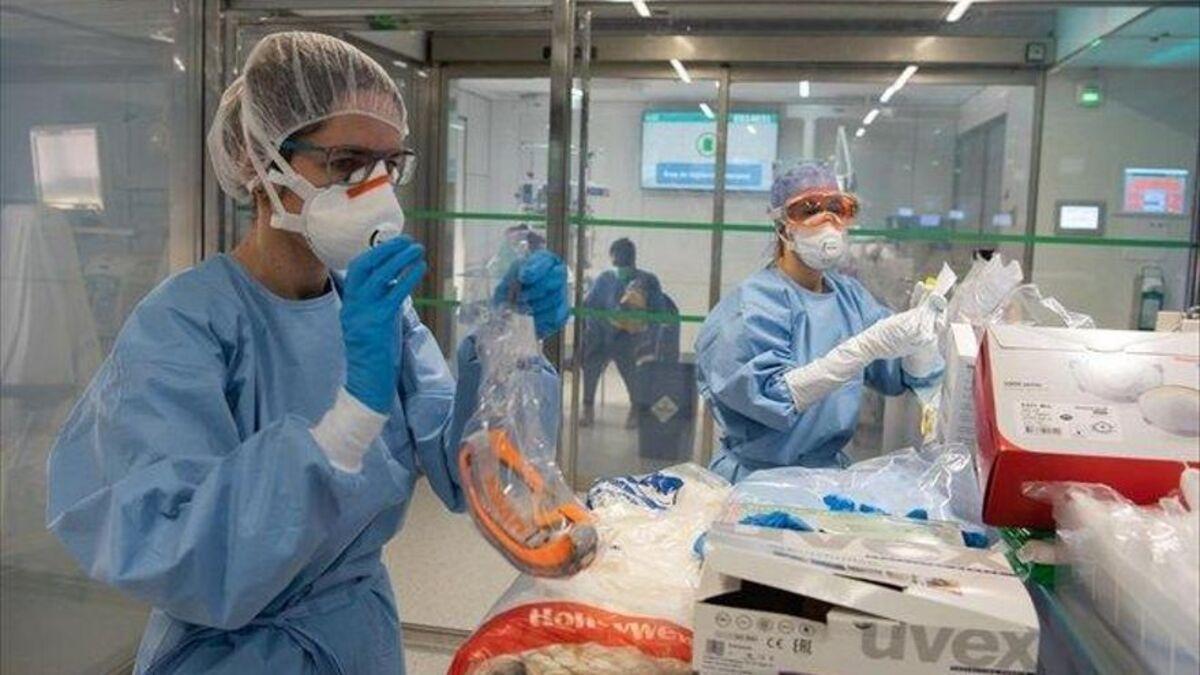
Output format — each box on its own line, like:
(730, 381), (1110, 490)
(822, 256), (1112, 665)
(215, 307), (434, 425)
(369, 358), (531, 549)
(783, 224), (849, 271)
(265, 164), (404, 270)
(249, 132), (405, 270)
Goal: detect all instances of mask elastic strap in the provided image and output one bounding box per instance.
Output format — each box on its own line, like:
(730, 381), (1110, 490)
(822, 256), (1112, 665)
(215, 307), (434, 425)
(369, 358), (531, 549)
(240, 113), (315, 234)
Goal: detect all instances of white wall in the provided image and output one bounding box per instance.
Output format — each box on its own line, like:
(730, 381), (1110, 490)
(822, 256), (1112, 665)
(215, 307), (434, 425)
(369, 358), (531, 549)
(1033, 67), (1198, 328)
(959, 86), (1035, 228)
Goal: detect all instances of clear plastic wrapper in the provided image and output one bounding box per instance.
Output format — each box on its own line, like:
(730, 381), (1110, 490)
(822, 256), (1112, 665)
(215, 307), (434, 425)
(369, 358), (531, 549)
(1026, 476), (1200, 674)
(450, 464), (731, 674)
(457, 243), (596, 579)
(946, 253), (1024, 327)
(988, 284), (1096, 329)
(717, 443), (990, 549)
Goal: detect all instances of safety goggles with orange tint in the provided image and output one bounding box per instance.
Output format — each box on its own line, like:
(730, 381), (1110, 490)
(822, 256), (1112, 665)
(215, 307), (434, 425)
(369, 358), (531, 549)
(775, 192), (860, 227)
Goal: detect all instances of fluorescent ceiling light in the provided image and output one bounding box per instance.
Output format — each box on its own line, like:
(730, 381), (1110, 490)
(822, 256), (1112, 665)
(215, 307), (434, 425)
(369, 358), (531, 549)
(747, 124), (758, 135)
(880, 65), (918, 102)
(631, 0), (651, 18)
(699, 102), (715, 119)
(392, 59), (409, 68)
(669, 59), (692, 84)
(855, 127), (866, 138)
(863, 108), (880, 125)
(799, 80), (811, 98)
(946, 0), (973, 23)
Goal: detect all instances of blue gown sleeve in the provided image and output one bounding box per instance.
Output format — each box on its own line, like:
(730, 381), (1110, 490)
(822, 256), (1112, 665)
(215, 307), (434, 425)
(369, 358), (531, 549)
(46, 300), (412, 631)
(699, 289), (822, 432)
(391, 303), (560, 514)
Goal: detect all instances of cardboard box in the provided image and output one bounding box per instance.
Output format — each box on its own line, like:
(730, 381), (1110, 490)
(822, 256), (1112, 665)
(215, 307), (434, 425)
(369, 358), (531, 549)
(693, 523), (1039, 675)
(974, 325), (1199, 528)
(939, 322), (981, 446)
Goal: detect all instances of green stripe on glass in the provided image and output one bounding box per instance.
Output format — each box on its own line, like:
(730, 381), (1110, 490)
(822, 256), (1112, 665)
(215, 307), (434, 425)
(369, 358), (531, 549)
(410, 297), (706, 324)
(408, 210), (1195, 249)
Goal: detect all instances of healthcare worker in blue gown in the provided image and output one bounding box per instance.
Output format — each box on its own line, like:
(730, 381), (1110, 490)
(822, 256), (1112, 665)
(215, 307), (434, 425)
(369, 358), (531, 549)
(696, 163), (946, 483)
(45, 32), (569, 674)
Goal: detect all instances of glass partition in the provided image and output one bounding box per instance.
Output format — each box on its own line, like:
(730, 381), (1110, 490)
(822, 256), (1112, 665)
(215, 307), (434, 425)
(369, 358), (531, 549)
(1, 1), (200, 671)
(572, 76), (719, 486)
(1032, 6), (1199, 329)
(723, 76), (1036, 457)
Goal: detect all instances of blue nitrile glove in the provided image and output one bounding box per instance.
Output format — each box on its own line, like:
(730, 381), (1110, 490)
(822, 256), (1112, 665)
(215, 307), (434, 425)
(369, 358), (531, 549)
(823, 494), (857, 512)
(740, 511), (813, 532)
(494, 250), (570, 340)
(962, 531), (989, 549)
(342, 236), (427, 414)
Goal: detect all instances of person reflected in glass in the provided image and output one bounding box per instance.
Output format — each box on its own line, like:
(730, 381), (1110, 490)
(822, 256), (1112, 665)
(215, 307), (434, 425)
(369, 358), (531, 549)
(579, 238), (675, 429)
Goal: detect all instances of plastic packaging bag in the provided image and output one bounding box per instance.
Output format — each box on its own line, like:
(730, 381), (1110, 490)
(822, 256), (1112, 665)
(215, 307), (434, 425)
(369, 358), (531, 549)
(988, 284), (1096, 329)
(457, 243), (596, 579)
(450, 464), (731, 674)
(717, 444), (989, 549)
(946, 253), (1023, 327)
(1026, 475), (1199, 674)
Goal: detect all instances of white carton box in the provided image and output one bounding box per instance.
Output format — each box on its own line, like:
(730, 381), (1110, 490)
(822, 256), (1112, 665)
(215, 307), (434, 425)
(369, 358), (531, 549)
(693, 523), (1039, 675)
(976, 325), (1200, 527)
(939, 322), (981, 445)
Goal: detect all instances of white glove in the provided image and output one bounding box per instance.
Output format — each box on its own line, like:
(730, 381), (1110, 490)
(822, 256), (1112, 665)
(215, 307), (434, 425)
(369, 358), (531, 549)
(310, 387), (388, 473)
(783, 299), (944, 411)
(901, 280), (948, 379)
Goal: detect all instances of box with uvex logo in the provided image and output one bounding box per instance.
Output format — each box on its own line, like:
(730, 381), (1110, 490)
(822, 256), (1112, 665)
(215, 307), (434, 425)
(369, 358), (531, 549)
(975, 325), (1200, 528)
(692, 523), (1038, 675)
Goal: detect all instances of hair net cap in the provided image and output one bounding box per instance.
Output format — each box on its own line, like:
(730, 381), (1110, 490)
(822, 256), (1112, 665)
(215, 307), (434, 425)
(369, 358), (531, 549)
(207, 31), (409, 203)
(769, 162), (841, 213)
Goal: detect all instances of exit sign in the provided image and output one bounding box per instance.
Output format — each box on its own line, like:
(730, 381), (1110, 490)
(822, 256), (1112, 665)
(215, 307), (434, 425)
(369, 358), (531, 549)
(1077, 83), (1103, 108)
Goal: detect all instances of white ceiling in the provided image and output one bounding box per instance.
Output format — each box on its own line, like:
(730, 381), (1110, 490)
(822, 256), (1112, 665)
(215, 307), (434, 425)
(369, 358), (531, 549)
(455, 76), (983, 107)
(1066, 7), (1200, 69)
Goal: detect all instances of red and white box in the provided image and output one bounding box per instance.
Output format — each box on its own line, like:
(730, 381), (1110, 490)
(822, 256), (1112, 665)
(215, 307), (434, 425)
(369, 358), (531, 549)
(974, 324), (1200, 528)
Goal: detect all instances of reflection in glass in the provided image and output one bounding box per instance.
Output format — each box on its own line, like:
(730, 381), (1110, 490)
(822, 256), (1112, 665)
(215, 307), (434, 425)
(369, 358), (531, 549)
(2, 1), (188, 671)
(30, 125), (105, 210)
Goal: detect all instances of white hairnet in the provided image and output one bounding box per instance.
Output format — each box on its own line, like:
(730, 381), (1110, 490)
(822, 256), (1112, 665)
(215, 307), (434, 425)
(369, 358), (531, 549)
(207, 31), (408, 203)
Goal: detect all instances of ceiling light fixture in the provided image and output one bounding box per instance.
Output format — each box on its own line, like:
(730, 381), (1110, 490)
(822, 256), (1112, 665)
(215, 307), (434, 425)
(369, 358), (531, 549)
(946, 0), (974, 23)
(670, 58), (692, 84)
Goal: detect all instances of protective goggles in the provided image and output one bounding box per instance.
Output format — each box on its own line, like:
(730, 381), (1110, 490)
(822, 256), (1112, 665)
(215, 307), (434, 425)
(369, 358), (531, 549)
(459, 428), (597, 577)
(279, 138), (417, 188)
(773, 191), (860, 228)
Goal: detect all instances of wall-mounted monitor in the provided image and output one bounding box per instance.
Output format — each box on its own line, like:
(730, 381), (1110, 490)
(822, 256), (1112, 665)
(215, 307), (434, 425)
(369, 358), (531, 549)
(1122, 167), (1188, 215)
(641, 111), (778, 192)
(1055, 200), (1105, 235)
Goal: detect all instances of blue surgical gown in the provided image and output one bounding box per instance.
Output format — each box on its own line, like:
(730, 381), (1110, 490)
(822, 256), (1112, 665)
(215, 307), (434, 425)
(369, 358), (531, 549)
(696, 268), (934, 483)
(46, 254), (557, 674)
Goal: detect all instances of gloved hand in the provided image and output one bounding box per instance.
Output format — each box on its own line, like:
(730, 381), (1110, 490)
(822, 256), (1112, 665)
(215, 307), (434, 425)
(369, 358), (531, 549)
(494, 250), (570, 340)
(901, 280), (944, 379)
(783, 296), (945, 411)
(854, 298), (944, 362)
(342, 236), (427, 413)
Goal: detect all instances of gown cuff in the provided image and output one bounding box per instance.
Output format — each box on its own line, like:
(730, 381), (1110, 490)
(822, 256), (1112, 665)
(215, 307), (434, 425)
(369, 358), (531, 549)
(310, 388), (388, 473)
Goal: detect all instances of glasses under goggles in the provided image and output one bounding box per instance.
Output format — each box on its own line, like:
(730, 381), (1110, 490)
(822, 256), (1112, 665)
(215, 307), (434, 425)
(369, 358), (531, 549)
(279, 138), (417, 187)
(774, 192), (860, 227)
